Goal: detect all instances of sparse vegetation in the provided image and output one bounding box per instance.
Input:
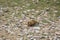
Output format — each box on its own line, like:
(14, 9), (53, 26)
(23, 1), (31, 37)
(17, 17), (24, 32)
(0, 0), (60, 40)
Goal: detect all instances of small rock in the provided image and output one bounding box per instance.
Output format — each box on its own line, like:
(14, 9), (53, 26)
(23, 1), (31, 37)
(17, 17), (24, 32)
(20, 20), (23, 22)
(33, 27), (40, 30)
(3, 9), (9, 12)
(27, 10), (31, 12)
(23, 11), (27, 13)
(31, 38), (36, 40)
(35, 11), (39, 13)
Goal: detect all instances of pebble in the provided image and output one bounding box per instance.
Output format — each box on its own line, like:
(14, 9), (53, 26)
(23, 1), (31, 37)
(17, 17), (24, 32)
(20, 37), (23, 40)
(6, 39), (10, 40)
(26, 4), (30, 6)
(33, 27), (40, 30)
(27, 35), (33, 37)
(54, 0), (57, 2)
(23, 11), (27, 13)
(31, 9), (35, 11)
(54, 10), (58, 13)
(0, 38), (2, 40)
(22, 6), (26, 8)
(58, 16), (60, 19)
(27, 9), (31, 12)
(35, 30), (40, 33)
(31, 38), (36, 40)
(35, 11), (39, 13)
(20, 20), (23, 22)
(23, 28), (28, 34)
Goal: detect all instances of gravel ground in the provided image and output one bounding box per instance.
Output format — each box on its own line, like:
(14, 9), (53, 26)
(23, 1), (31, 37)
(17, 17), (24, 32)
(0, 0), (60, 40)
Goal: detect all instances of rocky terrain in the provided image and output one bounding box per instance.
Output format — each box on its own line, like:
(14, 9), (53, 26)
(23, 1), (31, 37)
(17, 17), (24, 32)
(0, 0), (60, 40)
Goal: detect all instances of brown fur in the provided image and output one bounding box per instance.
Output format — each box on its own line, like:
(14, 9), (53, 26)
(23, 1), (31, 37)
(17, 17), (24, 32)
(28, 20), (38, 26)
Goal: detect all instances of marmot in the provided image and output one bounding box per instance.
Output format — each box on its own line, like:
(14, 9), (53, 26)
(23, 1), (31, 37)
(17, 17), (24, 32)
(28, 20), (38, 26)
